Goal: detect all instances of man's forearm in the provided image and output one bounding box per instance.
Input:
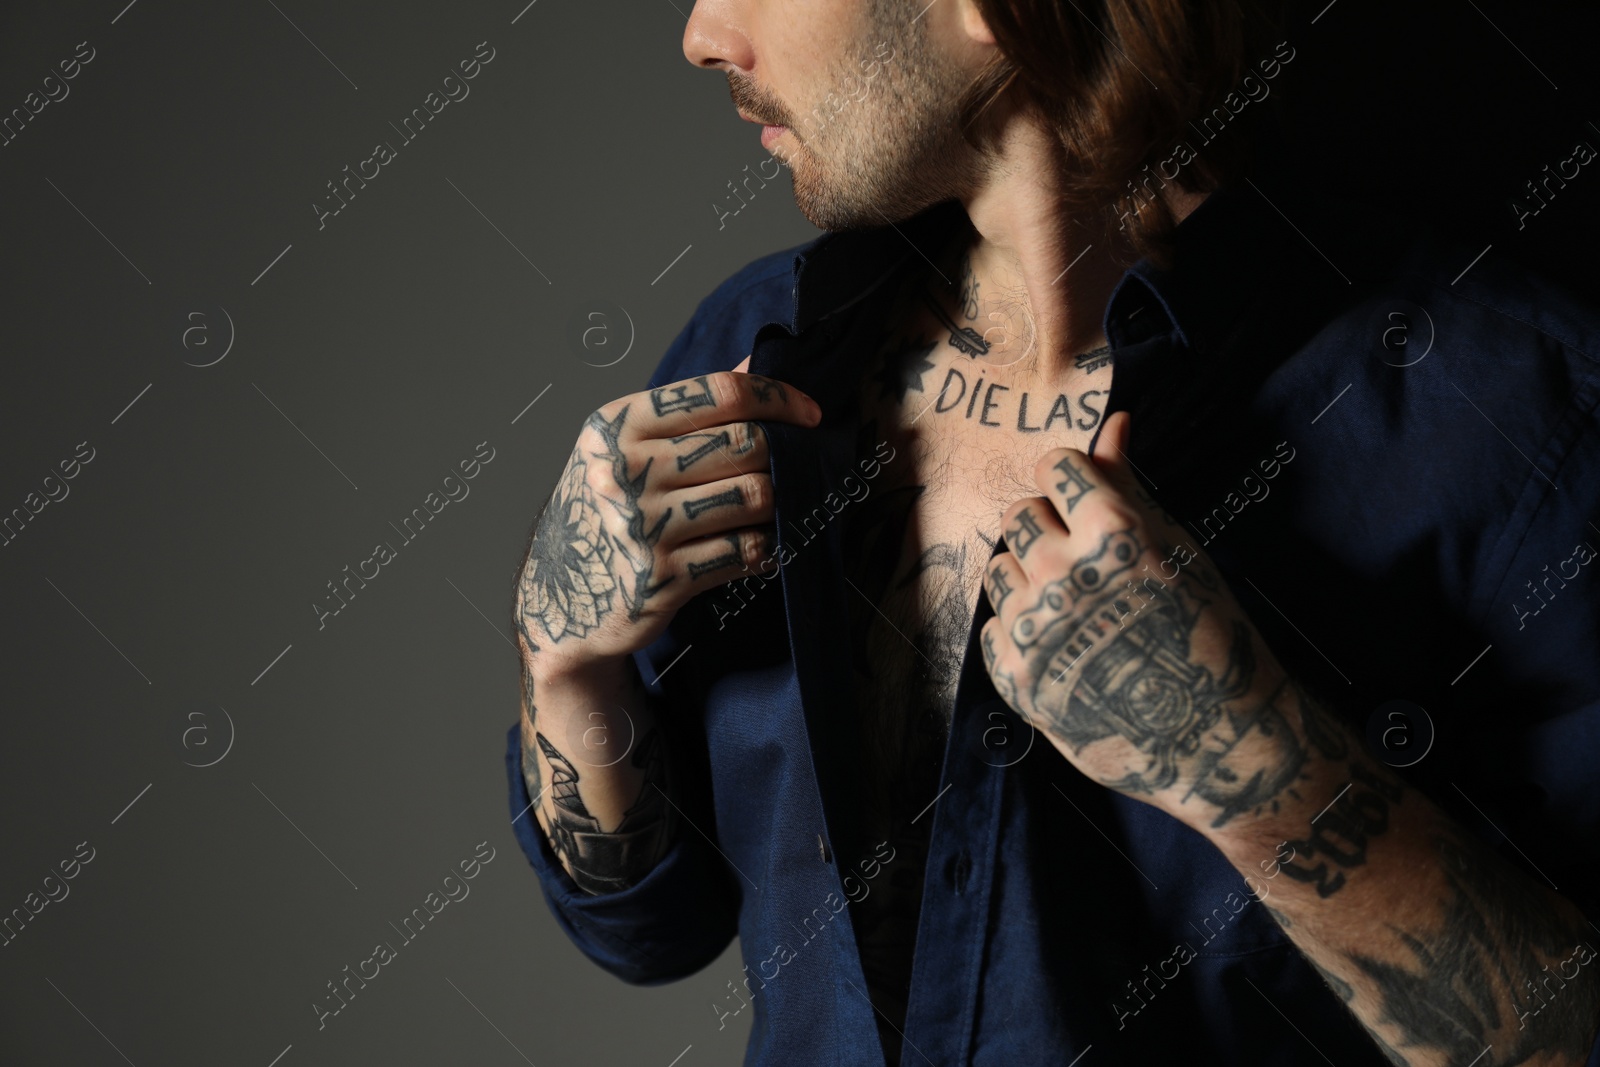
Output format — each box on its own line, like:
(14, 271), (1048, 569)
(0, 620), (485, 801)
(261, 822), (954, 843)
(1202, 685), (1600, 1067)
(518, 649), (679, 896)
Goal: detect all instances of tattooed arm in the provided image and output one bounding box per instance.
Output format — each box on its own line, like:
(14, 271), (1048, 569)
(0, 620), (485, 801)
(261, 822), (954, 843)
(1205, 704), (1600, 1067)
(980, 412), (1600, 1064)
(513, 371), (823, 894)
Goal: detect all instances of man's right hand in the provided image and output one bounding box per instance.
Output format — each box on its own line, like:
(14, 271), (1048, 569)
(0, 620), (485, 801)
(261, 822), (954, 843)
(514, 370), (822, 674)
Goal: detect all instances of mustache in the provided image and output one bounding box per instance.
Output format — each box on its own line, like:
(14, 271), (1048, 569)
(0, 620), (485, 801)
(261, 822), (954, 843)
(726, 72), (790, 127)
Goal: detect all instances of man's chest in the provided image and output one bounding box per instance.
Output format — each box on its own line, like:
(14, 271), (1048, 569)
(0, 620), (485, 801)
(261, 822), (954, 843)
(839, 289), (1113, 732)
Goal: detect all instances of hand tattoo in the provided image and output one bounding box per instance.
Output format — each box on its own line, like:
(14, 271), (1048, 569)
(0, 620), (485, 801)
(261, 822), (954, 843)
(517, 457), (618, 649)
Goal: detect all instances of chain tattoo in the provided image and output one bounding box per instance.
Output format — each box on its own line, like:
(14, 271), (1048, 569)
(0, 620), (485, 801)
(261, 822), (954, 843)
(990, 526), (1347, 827)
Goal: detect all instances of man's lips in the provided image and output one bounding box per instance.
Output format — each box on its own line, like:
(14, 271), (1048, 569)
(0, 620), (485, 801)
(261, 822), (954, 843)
(736, 110), (788, 150)
(735, 109), (787, 145)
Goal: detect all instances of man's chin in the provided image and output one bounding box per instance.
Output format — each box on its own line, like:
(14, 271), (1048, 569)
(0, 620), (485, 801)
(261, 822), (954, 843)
(793, 193), (935, 234)
(790, 176), (896, 233)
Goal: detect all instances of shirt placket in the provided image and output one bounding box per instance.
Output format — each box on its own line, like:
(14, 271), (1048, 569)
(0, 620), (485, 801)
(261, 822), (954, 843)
(895, 543), (1011, 1067)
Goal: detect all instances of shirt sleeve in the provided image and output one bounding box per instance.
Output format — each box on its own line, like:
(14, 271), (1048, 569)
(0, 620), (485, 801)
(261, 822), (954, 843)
(498, 281), (765, 984)
(502, 722), (739, 985)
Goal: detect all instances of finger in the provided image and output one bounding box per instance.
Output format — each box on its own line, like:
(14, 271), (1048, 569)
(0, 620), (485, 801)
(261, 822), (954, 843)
(649, 419), (770, 490)
(669, 525), (774, 597)
(1091, 410), (1133, 476)
(658, 472), (773, 546)
(999, 496), (1069, 576)
(610, 371), (821, 443)
(1091, 411), (1181, 531)
(1033, 447), (1132, 531)
(983, 552), (1029, 617)
(980, 617), (1003, 674)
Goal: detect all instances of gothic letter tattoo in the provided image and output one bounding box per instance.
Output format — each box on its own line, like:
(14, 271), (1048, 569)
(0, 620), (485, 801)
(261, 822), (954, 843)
(672, 430), (732, 473)
(682, 486), (745, 521)
(651, 376), (717, 417)
(1007, 507), (1046, 560)
(1052, 456), (1095, 514)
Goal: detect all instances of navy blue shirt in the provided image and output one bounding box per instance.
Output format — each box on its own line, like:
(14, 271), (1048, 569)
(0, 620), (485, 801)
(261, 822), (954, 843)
(506, 186), (1600, 1066)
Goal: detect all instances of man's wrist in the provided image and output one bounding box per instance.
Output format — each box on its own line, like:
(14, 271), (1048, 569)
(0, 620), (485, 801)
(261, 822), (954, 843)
(1156, 677), (1376, 851)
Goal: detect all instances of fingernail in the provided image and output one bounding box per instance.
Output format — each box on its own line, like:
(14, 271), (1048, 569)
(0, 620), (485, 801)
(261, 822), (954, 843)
(807, 398), (823, 422)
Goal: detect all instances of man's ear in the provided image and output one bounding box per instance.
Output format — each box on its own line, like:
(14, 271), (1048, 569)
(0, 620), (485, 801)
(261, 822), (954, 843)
(957, 0), (998, 46)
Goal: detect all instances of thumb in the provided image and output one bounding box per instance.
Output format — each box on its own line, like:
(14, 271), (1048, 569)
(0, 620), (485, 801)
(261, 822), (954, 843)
(1091, 410), (1133, 474)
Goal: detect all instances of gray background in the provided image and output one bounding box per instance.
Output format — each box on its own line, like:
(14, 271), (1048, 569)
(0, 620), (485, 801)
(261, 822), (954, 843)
(1, 1), (1596, 1066)
(0, 1), (816, 1064)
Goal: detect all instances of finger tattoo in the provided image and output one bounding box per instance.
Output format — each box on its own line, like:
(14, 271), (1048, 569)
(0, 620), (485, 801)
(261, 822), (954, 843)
(652, 376), (717, 417)
(1007, 507), (1046, 560)
(1052, 455), (1095, 514)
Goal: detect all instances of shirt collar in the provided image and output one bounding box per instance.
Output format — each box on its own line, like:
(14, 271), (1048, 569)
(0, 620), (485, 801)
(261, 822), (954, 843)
(1105, 183), (1295, 354)
(787, 199), (969, 335)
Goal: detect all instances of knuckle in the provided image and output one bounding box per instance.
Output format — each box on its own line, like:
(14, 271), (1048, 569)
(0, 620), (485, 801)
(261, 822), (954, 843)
(740, 527), (772, 571)
(741, 472), (771, 513)
(735, 419), (764, 455)
(706, 371), (742, 411)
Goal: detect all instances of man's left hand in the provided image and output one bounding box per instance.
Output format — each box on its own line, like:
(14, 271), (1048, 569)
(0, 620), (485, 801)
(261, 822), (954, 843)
(980, 411), (1338, 831)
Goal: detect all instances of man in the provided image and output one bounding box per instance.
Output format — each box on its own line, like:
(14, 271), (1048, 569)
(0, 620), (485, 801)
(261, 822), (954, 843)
(505, 1), (1600, 1063)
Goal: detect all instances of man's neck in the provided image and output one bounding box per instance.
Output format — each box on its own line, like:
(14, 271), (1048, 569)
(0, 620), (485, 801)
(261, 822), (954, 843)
(948, 114), (1207, 384)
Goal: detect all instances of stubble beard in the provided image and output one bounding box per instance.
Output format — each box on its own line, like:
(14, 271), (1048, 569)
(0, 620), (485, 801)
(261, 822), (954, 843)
(779, 17), (980, 231)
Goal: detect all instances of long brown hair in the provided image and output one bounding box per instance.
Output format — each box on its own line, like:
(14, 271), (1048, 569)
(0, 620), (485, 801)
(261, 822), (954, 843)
(964, 0), (1286, 264)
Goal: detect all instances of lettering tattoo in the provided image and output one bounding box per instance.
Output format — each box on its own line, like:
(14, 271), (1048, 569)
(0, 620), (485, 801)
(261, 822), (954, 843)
(672, 422), (760, 474)
(535, 729), (675, 895)
(1007, 507), (1046, 560)
(687, 533), (745, 580)
(672, 429), (731, 472)
(1052, 456), (1095, 513)
(1343, 828), (1600, 1065)
(682, 486), (744, 521)
(929, 366), (1106, 433)
(651, 376), (717, 417)
(987, 563), (1015, 608)
(1278, 761), (1401, 898)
